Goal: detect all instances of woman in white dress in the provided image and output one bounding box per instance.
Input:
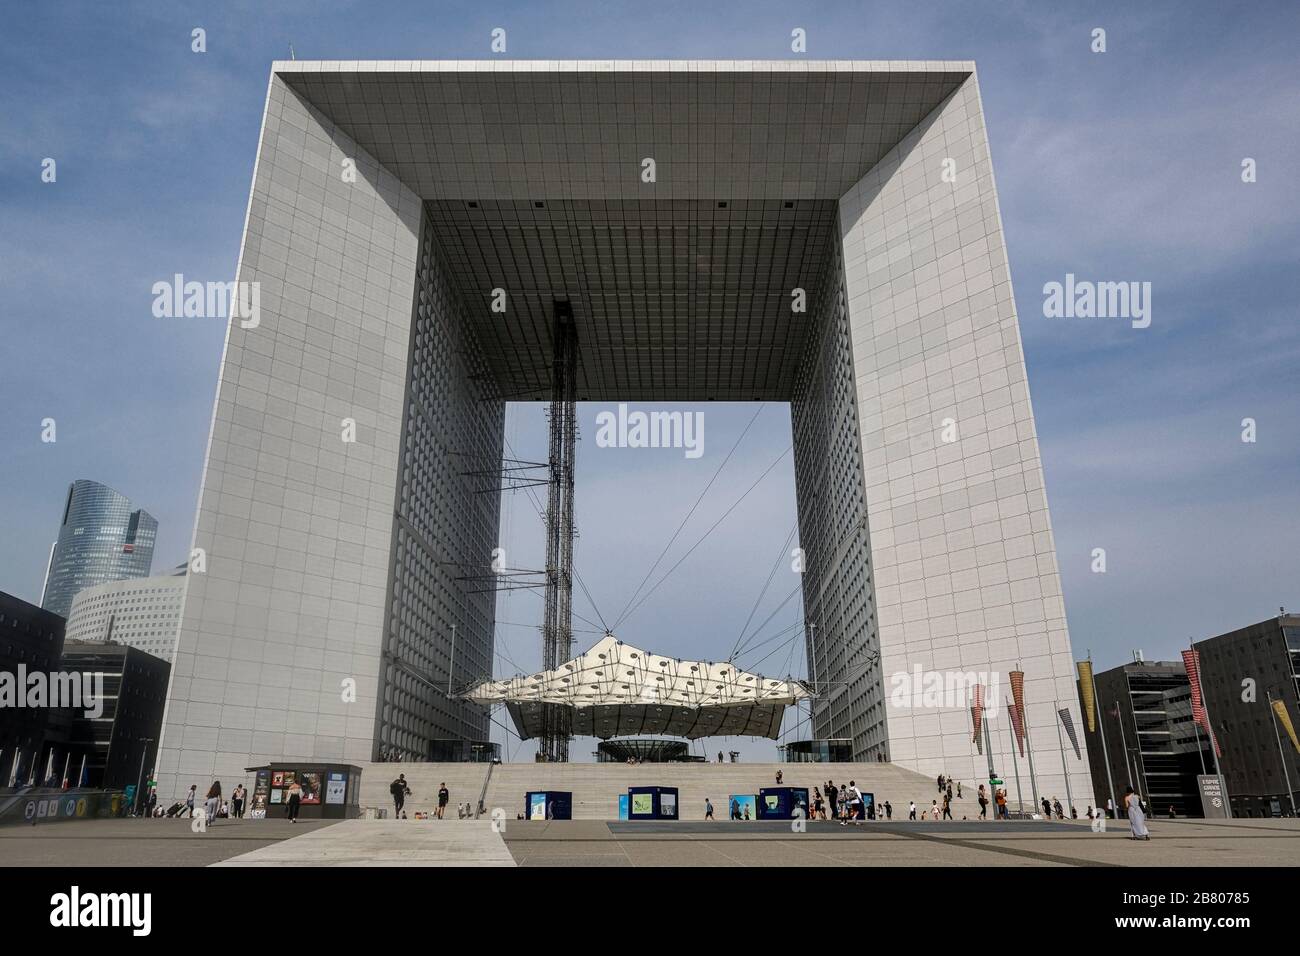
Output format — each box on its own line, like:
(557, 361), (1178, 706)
(1124, 786), (1150, 840)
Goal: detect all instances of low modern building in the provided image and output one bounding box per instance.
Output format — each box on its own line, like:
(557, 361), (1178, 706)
(0, 591), (67, 786)
(779, 738), (855, 763)
(1196, 612), (1300, 817)
(40, 479), (158, 618)
(57, 642), (170, 793)
(596, 739), (700, 763)
(64, 565), (187, 663)
(1079, 658), (1213, 818)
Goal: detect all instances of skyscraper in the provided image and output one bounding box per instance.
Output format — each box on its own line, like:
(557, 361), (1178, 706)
(40, 479), (158, 618)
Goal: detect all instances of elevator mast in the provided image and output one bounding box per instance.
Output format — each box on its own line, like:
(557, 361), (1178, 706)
(541, 299), (578, 761)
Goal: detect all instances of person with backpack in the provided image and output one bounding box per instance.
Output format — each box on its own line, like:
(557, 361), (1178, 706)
(390, 773), (410, 818)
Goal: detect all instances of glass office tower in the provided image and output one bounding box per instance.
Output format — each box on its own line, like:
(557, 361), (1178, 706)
(40, 479), (158, 618)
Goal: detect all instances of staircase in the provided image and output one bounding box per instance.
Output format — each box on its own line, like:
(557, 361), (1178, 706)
(355, 761), (945, 820)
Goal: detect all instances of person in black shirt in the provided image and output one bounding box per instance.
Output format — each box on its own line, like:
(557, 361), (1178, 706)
(390, 774), (410, 818)
(437, 782), (449, 819)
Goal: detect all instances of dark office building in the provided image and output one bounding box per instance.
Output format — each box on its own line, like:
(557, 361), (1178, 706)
(0, 591), (67, 787)
(1196, 612), (1300, 817)
(58, 642), (169, 792)
(1079, 658), (1213, 818)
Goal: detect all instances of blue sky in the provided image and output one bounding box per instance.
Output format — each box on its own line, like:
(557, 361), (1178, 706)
(2, 1), (1298, 760)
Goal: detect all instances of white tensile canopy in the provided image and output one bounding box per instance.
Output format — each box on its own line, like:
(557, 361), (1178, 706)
(462, 634), (813, 741)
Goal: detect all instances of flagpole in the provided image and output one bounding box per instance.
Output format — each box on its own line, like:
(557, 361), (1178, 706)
(1267, 692), (1297, 817)
(1005, 699), (1024, 815)
(78, 754), (86, 789)
(1114, 699), (1134, 788)
(1055, 700), (1075, 817)
(1015, 663), (1042, 812)
(1192, 718), (1207, 775)
(1087, 652), (1118, 817)
(1190, 636), (1231, 818)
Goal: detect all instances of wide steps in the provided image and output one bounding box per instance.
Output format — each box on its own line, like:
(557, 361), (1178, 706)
(354, 762), (950, 821)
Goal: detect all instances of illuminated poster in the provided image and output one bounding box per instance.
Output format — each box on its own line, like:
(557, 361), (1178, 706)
(618, 795), (629, 820)
(250, 770), (269, 819)
(728, 795), (756, 820)
(529, 792), (547, 820)
(270, 789), (283, 804)
(299, 771), (322, 804)
(660, 792), (676, 817)
(631, 793), (653, 815)
(271, 771), (285, 788)
(325, 772), (346, 805)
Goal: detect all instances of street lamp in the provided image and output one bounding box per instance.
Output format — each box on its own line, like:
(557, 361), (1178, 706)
(134, 738), (155, 817)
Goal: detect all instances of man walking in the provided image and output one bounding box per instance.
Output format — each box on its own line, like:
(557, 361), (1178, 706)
(437, 782), (449, 819)
(705, 797), (715, 820)
(908, 800), (917, 821)
(390, 773), (410, 818)
(826, 781), (838, 819)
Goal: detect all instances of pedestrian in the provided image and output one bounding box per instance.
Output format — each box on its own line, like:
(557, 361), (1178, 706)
(908, 800), (917, 821)
(145, 786), (157, 819)
(1041, 797), (1052, 819)
(204, 781), (222, 822)
(705, 797), (714, 820)
(826, 781), (838, 819)
(812, 788), (824, 820)
(930, 800), (940, 820)
(179, 784), (197, 818)
(957, 782), (962, 799)
(1125, 787), (1150, 840)
(775, 769), (783, 785)
(1053, 798), (1064, 820)
(286, 778), (302, 822)
(231, 783), (245, 819)
(390, 773), (410, 818)
(437, 782), (449, 819)
(942, 794), (953, 820)
(883, 800), (892, 820)
(718, 751), (724, 764)
(977, 784), (988, 820)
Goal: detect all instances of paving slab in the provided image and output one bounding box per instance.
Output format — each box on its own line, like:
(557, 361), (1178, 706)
(211, 819), (515, 866)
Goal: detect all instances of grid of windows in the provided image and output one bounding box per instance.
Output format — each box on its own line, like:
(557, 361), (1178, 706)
(375, 207), (503, 760)
(64, 570), (187, 663)
(791, 221), (882, 760)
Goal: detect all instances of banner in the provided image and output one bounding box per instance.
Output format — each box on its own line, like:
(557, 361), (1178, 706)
(1076, 660), (1096, 732)
(1058, 707), (1081, 759)
(1009, 670), (1027, 747)
(1007, 700), (1025, 757)
(1273, 699), (1300, 755)
(971, 684), (984, 753)
(1182, 648), (1222, 758)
